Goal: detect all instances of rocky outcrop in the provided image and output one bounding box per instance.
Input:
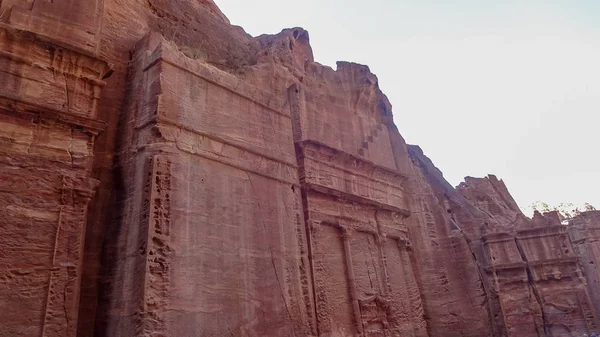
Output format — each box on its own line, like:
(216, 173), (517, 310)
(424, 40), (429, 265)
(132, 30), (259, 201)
(568, 211), (600, 321)
(409, 145), (599, 336)
(0, 1), (598, 337)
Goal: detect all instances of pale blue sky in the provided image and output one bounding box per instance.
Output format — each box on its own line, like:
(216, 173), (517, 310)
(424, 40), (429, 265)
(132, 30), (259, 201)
(214, 0), (600, 214)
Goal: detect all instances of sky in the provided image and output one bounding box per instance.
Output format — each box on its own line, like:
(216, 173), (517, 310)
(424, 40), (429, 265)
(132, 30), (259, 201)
(214, 0), (600, 214)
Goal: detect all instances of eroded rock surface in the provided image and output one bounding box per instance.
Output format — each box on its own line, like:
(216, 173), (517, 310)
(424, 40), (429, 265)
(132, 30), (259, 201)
(0, 1), (598, 336)
(410, 146), (599, 336)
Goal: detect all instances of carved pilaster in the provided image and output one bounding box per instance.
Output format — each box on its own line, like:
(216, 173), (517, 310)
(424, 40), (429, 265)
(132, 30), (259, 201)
(41, 176), (99, 337)
(296, 213), (318, 336)
(372, 234), (388, 297)
(378, 234), (393, 298)
(341, 228), (363, 335)
(142, 155), (173, 336)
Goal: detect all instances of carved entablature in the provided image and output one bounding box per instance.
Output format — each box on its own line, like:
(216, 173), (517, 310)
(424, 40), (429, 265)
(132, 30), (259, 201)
(138, 34), (288, 119)
(299, 140), (406, 187)
(482, 232), (514, 243)
(527, 257), (581, 282)
(130, 34), (298, 186)
(515, 224), (581, 282)
(488, 263), (529, 290)
(516, 224), (568, 240)
(482, 232), (523, 268)
(298, 140), (410, 215)
(516, 225), (574, 263)
(1, 0), (104, 53)
(306, 194), (410, 240)
(568, 223), (600, 245)
(310, 221), (413, 261)
(310, 214), (376, 234)
(0, 24), (111, 133)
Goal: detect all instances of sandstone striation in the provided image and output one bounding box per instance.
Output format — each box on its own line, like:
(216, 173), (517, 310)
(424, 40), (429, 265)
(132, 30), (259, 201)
(0, 1), (598, 337)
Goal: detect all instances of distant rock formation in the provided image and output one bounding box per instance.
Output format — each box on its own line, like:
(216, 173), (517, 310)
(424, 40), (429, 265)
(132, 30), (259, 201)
(0, 1), (597, 336)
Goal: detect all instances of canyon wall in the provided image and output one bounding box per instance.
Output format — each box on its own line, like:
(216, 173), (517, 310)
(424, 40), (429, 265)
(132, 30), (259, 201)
(0, 1), (598, 336)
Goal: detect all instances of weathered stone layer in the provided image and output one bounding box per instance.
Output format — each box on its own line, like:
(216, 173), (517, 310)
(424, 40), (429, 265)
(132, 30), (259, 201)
(0, 1), (598, 337)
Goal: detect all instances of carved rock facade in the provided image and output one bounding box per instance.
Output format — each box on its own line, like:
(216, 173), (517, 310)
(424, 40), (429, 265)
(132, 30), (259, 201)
(0, 1), (597, 337)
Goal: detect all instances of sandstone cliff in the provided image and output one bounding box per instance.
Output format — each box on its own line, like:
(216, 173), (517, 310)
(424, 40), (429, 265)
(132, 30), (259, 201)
(0, 1), (598, 337)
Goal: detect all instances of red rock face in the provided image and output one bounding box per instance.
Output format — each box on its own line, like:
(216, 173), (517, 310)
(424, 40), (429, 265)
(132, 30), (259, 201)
(0, 6), (110, 335)
(410, 146), (600, 336)
(568, 211), (600, 323)
(0, 1), (598, 337)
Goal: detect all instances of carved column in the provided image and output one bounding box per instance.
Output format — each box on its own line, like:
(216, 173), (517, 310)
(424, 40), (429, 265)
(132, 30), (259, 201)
(308, 221), (333, 335)
(398, 238), (421, 337)
(375, 234), (390, 296)
(341, 228), (364, 335)
(301, 219), (319, 336)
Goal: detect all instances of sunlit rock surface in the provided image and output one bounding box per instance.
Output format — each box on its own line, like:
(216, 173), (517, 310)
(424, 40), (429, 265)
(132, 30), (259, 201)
(0, 1), (597, 336)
